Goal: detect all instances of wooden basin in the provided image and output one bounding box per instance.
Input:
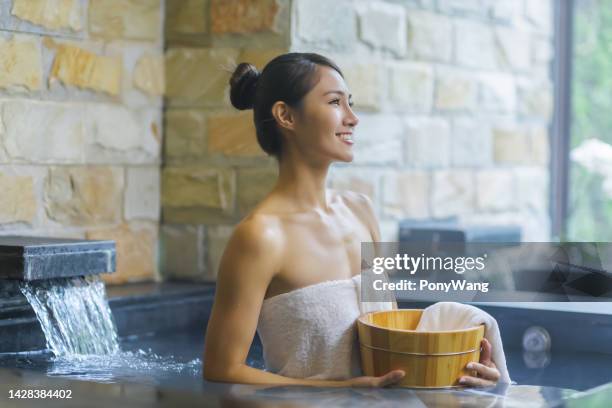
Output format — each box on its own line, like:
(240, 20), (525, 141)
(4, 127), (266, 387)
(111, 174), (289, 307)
(357, 309), (485, 388)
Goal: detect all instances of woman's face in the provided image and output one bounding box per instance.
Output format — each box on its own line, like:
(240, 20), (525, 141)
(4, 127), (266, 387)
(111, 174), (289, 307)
(290, 66), (359, 163)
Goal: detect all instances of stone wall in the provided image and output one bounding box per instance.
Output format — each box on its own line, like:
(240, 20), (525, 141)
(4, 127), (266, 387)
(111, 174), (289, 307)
(161, 0), (290, 281)
(162, 0), (554, 282)
(0, 0), (164, 284)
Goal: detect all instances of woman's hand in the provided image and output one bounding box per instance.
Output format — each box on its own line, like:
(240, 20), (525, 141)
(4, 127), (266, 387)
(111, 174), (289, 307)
(459, 338), (501, 387)
(347, 369), (405, 387)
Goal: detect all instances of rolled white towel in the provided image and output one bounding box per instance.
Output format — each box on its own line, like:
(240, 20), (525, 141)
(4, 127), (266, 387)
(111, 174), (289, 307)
(415, 301), (512, 384)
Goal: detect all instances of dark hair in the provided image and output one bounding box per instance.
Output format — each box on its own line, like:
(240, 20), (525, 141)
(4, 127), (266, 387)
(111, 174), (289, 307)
(229, 52), (343, 159)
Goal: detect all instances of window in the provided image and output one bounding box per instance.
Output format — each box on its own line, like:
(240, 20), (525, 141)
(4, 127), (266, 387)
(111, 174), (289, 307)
(553, 0), (612, 241)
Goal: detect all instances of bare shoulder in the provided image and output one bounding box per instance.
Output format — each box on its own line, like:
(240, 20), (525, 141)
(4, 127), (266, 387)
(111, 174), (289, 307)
(230, 213), (285, 258)
(214, 212), (286, 291)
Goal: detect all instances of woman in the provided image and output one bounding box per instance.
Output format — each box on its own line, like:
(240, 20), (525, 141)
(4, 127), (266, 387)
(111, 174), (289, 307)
(203, 53), (500, 387)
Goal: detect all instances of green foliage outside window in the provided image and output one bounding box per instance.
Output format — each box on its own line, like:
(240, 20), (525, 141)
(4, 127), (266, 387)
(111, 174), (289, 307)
(567, 0), (612, 241)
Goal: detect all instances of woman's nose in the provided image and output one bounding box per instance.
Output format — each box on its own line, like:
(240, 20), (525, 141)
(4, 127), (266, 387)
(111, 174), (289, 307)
(345, 108), (359, 128)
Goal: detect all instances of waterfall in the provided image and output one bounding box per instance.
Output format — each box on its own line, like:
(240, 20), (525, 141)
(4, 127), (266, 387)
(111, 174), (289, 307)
(20, 275), (119, 356)
(15, 275), (200, 384)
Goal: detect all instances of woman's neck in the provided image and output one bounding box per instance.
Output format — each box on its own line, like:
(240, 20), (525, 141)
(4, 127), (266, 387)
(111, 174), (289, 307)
(272, 153), (332, 213)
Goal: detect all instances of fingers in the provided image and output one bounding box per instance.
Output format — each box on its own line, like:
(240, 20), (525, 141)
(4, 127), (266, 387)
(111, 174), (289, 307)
(479, 338), (493, 366)
(466, 362), (500, 382)
(458, 375), (496, 388)
(377, 370), (405, 387)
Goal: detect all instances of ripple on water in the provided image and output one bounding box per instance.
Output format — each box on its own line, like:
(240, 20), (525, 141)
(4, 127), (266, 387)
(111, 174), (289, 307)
(46, 349), (202, 384)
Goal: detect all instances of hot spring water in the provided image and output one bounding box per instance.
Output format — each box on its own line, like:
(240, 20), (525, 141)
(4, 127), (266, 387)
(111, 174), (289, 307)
(16, 276), (200, 383)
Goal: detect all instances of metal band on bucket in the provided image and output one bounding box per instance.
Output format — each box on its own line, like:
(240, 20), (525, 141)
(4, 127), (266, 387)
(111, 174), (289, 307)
(360, 342), (479, 356)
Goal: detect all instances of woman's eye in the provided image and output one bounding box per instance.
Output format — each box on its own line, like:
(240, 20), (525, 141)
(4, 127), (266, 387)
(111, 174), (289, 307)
(329, 99), (354, 107)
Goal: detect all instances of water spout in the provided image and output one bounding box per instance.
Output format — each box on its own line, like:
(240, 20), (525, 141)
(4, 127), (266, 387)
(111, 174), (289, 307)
(0, 236), (118, 356)
(0, 236), (115, 281)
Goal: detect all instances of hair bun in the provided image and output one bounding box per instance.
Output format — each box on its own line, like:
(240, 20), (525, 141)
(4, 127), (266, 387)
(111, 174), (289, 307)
(229, 63), (260, 110)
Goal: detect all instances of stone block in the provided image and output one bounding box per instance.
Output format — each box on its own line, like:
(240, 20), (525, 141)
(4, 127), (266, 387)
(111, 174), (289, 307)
(162, 166), (234, 208)
(476, 169), (516, 211)
(0, 35), (43, 91)
(162, 206), (236, 224)
(530, 126), (550, 166)
(236, 167), (278, 215)
(455, 20), (496, 69)
(430, 169), (475, 218)
(494, 27), (531, 72)
(486, 0), (521, 23)
(206, 225), (234, 281)
(532, 36), (554, 66)
(0, 171), (37, 224)
(492, 125), (530, 164)
(451, 118), (492, 167)
(238, 48), (286, 70)
(382, 171), (430, 219)
(125, 166), (160, 220)
(164, 109), (207, 159)
(406, 10), (452, 62)
(514, 167), (548, 213)
(165, 0), (207, 35)
(160, 224), (204, 280)
(207, 110), (264, 157)
(98, 41), (163, 108)
(357, 1), (406, 56)
(478, 73), (516, 112)
(351, 113), (403, 165)
(517, 80), (553, 121)
(404, 117), (451, 168)
(437, 0), (483, 16)
(44, 166), (123, 226)
(87, 222), (159, 285)
(84, 104), (161, 163)
(294, 0), (357, 50)
(0, 100), (85, 163)
(165, 47), (239, 107)
(210, 0), (280, 34)
(389, 0), (434, 9)
(341, 62), (382, 111)
(133, 53), (165, 96)
(388, 62), (433, 112)
(88, 0), (162, 41)
(525, 0), (553, 33)
(11, 0), (82, 32)
(45, 38), (122, 96)
(434, 68), (478, 111)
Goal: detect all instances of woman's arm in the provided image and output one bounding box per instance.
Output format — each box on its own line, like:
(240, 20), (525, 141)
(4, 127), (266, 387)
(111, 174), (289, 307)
(203, 215), (405, 387)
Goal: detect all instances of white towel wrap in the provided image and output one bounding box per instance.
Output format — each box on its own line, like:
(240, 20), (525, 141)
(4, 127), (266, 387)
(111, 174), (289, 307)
(256, 274), (394, 380)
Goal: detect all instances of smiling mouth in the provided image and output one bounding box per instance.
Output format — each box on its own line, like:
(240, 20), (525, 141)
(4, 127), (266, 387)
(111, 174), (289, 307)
(336, 133), (354, 145)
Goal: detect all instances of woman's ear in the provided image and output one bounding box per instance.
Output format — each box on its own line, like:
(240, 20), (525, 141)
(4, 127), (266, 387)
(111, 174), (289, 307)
(271, 101), (296, 132)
